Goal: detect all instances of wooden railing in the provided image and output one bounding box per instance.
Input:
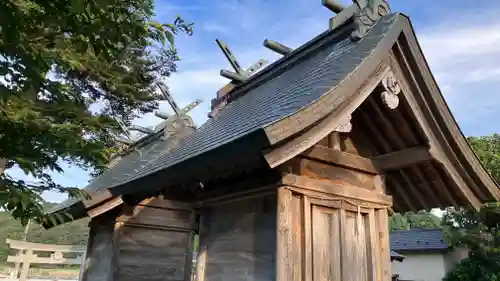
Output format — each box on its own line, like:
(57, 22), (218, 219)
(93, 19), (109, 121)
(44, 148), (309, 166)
(5, 239), (86, 281)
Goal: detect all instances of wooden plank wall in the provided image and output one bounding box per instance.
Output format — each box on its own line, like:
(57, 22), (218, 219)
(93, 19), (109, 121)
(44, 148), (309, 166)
(296, 134), (382, 192)
(277, 187), (392, 281)
(196, 193), (277, 281)
(277, 138), (393, 281)
(115, 198), (196, 281)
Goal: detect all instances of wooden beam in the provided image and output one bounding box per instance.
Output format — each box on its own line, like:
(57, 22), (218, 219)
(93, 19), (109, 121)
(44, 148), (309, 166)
(195, 213), (208, 281)
(263, 39), (293, 56)
(8, 255), (82, 265)
(356, 108), (431, 211)
(302, 196), (312, 281)
(0, 158), (7, 175)
(87, 196), (124, 218)
(365, 93), (442, 208)
(426, 162), (459, 208)
(398, 168), (432, 211)
(136, 197), (193, 211)
(371, 146), (431, 171)
(376, 208), (392, 281)
(301, 145), (378, 174)
(6, 239), (86, 252)
(183, 211), (196, 281)
(328, 4), (358, 30)
(322, 0), (345, 13)
(281, 174), (392, 206)
(215, 39), (244, 74)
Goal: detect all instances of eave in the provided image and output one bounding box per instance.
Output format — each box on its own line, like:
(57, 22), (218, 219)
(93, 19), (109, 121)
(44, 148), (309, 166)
(45, 13), (500, 226)
(263, 14), (499, 211)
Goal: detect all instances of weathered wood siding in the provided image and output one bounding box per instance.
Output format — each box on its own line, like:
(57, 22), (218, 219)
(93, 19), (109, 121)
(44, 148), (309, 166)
(276, 187), (392, 281)
(81, 215), (117, 281)
(196, 193), (277, 281)
(115, 198), (196, 281)
(290, 141), (382, 191)
(277, 143), (392, 281)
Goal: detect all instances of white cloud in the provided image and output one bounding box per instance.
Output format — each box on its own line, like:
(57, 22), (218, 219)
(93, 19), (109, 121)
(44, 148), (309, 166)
(416, 11), (500, 135)
(463, 67), (500, 83)
(419, 22), (500, 64)
(202, 23), (230, 34)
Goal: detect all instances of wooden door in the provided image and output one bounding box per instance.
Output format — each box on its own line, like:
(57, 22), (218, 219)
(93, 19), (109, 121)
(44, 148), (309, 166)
(277, 187), (391, 281)
(311, 205), (380, 281)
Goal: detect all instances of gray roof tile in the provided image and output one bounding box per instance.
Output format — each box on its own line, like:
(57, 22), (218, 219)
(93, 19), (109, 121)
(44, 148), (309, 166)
(390, 229), (449, 251)
(49, 14), (400, 215)
(50, 126), (195, 213)
(110, 14), (399, 189)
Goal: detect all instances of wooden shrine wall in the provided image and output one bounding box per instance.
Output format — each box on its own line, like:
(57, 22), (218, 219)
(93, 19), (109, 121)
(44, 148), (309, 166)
(81, 197), (196, 281)
(196, 192), (277, 281)
(277, 189), (391, 281)
(277, 138), (393, 281)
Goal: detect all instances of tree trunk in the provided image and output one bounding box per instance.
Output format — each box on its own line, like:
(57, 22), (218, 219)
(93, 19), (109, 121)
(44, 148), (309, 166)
(0, 158), (7, 175)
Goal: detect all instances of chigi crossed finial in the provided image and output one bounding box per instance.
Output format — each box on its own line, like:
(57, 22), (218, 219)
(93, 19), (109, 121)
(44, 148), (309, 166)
(216, 39), (269, 84)
(208, 0), (392, 119)
(114, 84), (202, 146)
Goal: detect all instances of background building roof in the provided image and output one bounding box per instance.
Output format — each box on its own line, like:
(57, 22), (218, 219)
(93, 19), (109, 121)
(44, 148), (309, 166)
(390, 229), (448, 251)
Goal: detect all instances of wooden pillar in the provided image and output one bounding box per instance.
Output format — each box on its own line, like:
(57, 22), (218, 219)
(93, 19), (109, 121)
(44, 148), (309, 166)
(276, 188), (293, 281)
(78, 249), (87, 281)
(18, 248), (32, 281)
(80, 215), (117, 281)
(377, 208), (392, 281)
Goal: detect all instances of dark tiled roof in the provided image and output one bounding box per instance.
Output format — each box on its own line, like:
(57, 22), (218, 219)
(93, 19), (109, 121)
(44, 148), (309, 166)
(49, 14), (399, 215)
(109, 14), (399, 189)
(50, 126), (195, 213)
(390, 229), (449, 251)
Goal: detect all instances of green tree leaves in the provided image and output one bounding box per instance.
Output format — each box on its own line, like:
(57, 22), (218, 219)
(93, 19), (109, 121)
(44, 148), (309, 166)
(389, 211), (442, 231)
(442, 135), (500, 280)
(468, 134), (500, 184)
(443, 250), (500, 281)
(0, 0), (193, 223)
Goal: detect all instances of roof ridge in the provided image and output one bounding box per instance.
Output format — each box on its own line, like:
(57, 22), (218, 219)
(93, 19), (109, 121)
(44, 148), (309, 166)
(209, 23), (355, 116)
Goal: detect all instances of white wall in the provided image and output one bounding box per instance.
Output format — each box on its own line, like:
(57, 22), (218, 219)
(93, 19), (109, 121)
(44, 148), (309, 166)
(392, 252), (446, 281)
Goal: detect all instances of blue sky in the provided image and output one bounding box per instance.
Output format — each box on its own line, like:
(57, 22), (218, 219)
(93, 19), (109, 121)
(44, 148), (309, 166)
(10, 0), (500, 203)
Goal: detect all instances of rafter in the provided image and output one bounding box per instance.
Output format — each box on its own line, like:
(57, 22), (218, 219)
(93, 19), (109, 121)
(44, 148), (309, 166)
(389, 41), (483, 209)
(356, 108), (432, 210)
(371, 146), (432, 171)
